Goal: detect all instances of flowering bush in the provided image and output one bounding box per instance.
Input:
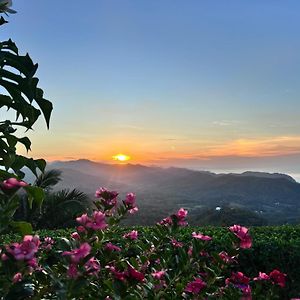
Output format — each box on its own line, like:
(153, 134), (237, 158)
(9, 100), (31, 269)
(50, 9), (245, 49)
(0, 188), (289, 299)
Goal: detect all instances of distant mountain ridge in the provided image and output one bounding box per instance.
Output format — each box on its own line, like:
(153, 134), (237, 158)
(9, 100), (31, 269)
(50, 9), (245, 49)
(48, 159), (300, 225)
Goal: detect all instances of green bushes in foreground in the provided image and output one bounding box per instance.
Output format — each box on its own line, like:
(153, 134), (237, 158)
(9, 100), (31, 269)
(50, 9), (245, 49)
(0, 187), (297, 299)
(1, 225), (299, 299)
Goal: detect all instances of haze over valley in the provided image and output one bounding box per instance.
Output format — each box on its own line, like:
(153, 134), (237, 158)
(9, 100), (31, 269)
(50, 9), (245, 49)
(36, 159), (300, 226)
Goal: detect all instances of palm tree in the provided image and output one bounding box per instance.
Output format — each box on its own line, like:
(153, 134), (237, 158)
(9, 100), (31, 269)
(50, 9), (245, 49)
(36, 188), (91, 229)
(15, 169), (91, 229)
(34, 169), (62, 191)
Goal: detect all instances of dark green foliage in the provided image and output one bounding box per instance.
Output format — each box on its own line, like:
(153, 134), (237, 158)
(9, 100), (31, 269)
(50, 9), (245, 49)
(35, 189), (91, 229)
(2, 225), (298, 298)
(190, 206), (268, 226)
(34, 169), (62, 191)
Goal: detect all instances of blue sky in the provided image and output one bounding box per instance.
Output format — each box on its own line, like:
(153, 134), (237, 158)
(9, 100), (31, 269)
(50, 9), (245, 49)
(3, 1), (300, 175)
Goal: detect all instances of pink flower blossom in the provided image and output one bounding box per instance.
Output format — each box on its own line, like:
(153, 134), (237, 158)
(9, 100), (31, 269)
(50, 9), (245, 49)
(175, 208), (188, 226)
(254, 272), (270, 281)
(67, 264), (78, 278)
(76, 213), (90, 226)
(105, 242), (121, 252)
(12, 272), (22, 283)
(171, 239), (183, 248)
(226, 272), (252, 300)
(88, 211), (107, 230)
(43, 237), (54, 250)
(127, 266), (145, 282)
(123, 230), (138, 240)
(76, 211), (107, 231)
(6, 235), (40, 261)
(124, 193), (138, 214)
(240, 285), (252, 300)
(269, 269), (286, 288)
(84, 257), (101, 276)
(152, 270), (165, 280)
(226, 272), (250, 286)
(192, 232), (212, 241)
(108, 266), (127, 281)
(77, 226), (86, 233)
(124, 193), (136, 206)
(129, 207), (139, 214)
(185, 278), (207, 294)
(95, 187), (118, 207)
(219, 251), (237, 264)
(27, 258), (38, 269)
(71, 232), (80, 240)
(62, 243), (91, 263)
(158, 217), (173, 226)
(229, 225), (252, 249)
(1, 253), (8, 261)
(1, 178), (27, 190)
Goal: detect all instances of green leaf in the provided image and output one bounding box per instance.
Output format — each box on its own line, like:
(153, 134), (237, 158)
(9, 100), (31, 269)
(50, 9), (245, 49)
(35, 158), (46, 172)
(11, 221), (33, 235)
(35, 96), (53, 129)
(18, 137), (31, 151)
(23, 185), (44, 209)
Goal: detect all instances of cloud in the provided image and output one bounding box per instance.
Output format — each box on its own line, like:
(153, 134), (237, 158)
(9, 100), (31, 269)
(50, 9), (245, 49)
(212, 120), (241, 127)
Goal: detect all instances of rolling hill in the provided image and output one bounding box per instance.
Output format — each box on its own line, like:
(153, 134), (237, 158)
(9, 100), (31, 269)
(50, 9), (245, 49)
(47, 159), (300, 225)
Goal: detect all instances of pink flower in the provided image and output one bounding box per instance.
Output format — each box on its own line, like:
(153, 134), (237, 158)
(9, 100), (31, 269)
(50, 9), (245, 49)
(67, 264), (78, 278)
(158, 217), (173, 226)
(1, 178), (27, 190)
(152, 270), (166, 280)
(77, 226), (86, 233)
(1, 253), (8, 261)
(123, 230), (138, 240)
(88, 211), (107, 230)
(107, 266), (127, 281)
(185, 278), (207, 294)
(124, 193), (136, 206)
(269, 269), (286, 288)
(129, 207), (139, 214)
(76, 211), (107, 231)
(171, 239), (183, 248)
(43, 237), (54, 250)
(241, 285), (252, 300)
(127, 266), (145, 282)
(188, 246), (193, 256)
(175, 208), (188, 226)
(105, 242), (122, 252)
(229, 225), (252, 249)
(219, 251), (237, 264)
(6, 235), (40, 261)
(226, 272), (251, 300)
(123, 193), (138, 214)
(27, 258), (38, 269)
(62, 243), (91, 263)
(12, 272), (22, 283)
(192, 232), (212, 241)
(71, 232), (80, 240)
(95, 187), (118, 208)
(226, 272), (250, 285)
(254, 272), (270, 281)
(84, 257), (101, 276)
(76, 213), (90, 226)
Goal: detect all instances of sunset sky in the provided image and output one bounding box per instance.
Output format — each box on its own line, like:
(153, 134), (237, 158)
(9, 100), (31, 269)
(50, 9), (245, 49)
(3, 1), (300, 176)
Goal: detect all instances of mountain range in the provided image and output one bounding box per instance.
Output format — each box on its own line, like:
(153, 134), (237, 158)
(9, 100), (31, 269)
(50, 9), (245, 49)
(41, 159), (300, 226)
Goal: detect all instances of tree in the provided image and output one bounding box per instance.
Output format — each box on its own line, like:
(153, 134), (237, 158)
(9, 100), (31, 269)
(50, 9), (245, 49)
(0, 2), (53, 234)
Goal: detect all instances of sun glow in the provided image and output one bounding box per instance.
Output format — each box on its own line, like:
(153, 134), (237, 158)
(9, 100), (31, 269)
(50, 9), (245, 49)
(112, 153), (131, 162)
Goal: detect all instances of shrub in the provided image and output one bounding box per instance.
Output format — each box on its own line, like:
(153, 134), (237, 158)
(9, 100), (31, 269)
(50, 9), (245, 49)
(0, 188), (289, 299)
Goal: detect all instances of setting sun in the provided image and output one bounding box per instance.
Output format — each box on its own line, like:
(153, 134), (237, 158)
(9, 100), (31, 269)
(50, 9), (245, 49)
(112, 153), (131, 162)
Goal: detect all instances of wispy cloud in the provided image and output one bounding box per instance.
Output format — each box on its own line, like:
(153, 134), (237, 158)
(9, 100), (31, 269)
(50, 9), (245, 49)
(212, 120), (242, 127)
